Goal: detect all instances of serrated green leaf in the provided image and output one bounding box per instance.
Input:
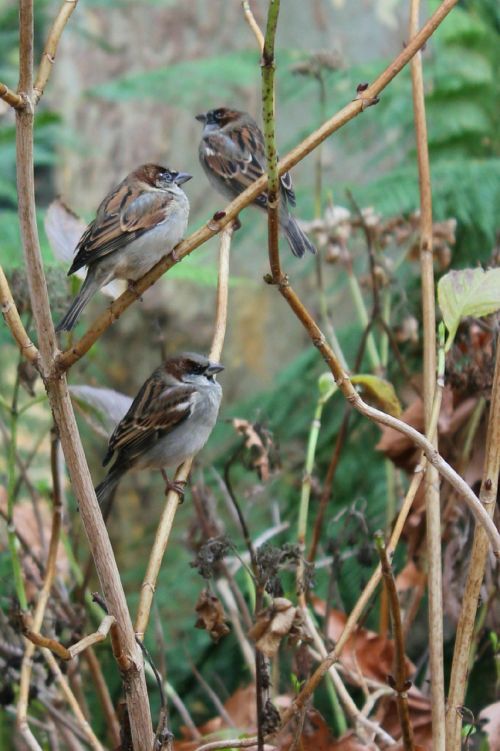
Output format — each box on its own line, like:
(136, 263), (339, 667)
(351, 374), (402, 417)
(438, 268), (500, 349)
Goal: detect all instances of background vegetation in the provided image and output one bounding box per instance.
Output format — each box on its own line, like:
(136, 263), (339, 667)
(0, 0), (499, 749)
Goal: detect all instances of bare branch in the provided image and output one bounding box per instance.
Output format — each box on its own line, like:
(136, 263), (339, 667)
(0, 81), (24, 109)
(84, 648), (121, 748)
(447, 335), (500, 749)
(42, 649), (105, 751)
(17, 430), (63, 741)
(0, 266), (40, 365)
(261, 0), (282, 284)
(304, 608), (396, 745)
(409, 1), (445, 746)
(15, 0), (154, 742)
(18, 0), (34, 95)
(135, 223), (235, 642)
(23, 614), (116, 660)
(56, 0), (460, 372)
(33, 0), (79, 104)
(241, 1), (264, 51)
(375, 535), (415, 750)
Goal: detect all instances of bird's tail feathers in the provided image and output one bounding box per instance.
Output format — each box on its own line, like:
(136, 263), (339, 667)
(282, 214), (316, 258)
(95, 465), (124, 510)
(55, 275), (98, 332)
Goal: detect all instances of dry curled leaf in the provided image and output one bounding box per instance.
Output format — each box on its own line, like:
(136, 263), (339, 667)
(248, 597), (304, 658)
(312, 599), (415, 685)
(232, 418), (278, 482)
(194, 589), (230, 643)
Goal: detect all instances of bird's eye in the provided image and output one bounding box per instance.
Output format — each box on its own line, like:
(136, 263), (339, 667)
(214, 110), (224, 121)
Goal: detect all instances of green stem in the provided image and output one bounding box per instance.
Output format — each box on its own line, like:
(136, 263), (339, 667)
(325, 673), (348, 736)
(0, 393), (12, 413)
(298, 400), (324, 547)
(347, 270), (382, 372)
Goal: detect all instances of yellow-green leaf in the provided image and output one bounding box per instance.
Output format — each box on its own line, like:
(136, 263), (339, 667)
(438, 268), (500, 350)
(351, 374), (402, 417)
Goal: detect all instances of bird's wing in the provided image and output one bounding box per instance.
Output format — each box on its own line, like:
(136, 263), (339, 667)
(103, 371), (195, 466)
(201, 124), (296, 209)
(68, 182), (174, 274)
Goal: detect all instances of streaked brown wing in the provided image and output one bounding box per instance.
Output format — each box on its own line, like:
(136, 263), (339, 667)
(69, 182), (173, 274)
(203, 124), (296, 209)
(104, 371), (195, 464)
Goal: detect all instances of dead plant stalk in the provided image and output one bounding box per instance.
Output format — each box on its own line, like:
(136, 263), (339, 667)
(376, 535), (415, 750)
(446, 335), (500, 749)
(409, 0), (446, 747)
(14, 0), (153, 746)
(134, 222), (234, 641)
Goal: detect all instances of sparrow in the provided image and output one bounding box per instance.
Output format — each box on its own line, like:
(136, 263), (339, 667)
(196, 107), (316, 258)
(55, 164), (192, 332)
(95, 353), (223, 508)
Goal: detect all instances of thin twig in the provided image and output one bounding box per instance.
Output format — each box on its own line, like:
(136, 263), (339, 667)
(216, 578), (256, 676)
(23, 614), (116, 660)
(304, 608), (395, 745)
(375, 534), (415, 750)
(261, 0), (282, 285)
(241, 0), (264, 51)
(446, 335), (500, 750)
(0, 81), (24, 109)
(84, 648), (121, 748)
(15, 0), (154, 742)
(33, 0), (78, 104)
(409, 2), (445, 747)
(42, 649), (105, 751)
(195, 739), (276, 751)
(308, 408), (351, 561)
(56, 0), (460, 372)
(135, 222), (234, 641)
(17, 429), (63, 743)
(280, 384), (443, 727)
(270, 278), (500, 552)
(0, 266), (40, 365)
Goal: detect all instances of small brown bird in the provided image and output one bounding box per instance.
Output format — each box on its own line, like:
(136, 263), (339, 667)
(196, 107), (316, 258)
(95, 353), (224, 508)
(56, 164), (192, 331)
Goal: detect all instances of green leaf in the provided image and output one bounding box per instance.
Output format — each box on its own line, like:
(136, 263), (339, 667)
(351, 374), (402, 417)
(438, 268), (500, 349)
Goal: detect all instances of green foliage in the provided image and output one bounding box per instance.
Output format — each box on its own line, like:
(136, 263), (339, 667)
(341, 159), (499, 263)
(90, 49), (314, 107)
(438, 267), (500, 349)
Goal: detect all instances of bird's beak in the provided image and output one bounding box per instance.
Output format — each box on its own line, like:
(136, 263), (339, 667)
(206, 362), (224, 375)
(195, 113), (207, 123)
(174, 172), (193, 185)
